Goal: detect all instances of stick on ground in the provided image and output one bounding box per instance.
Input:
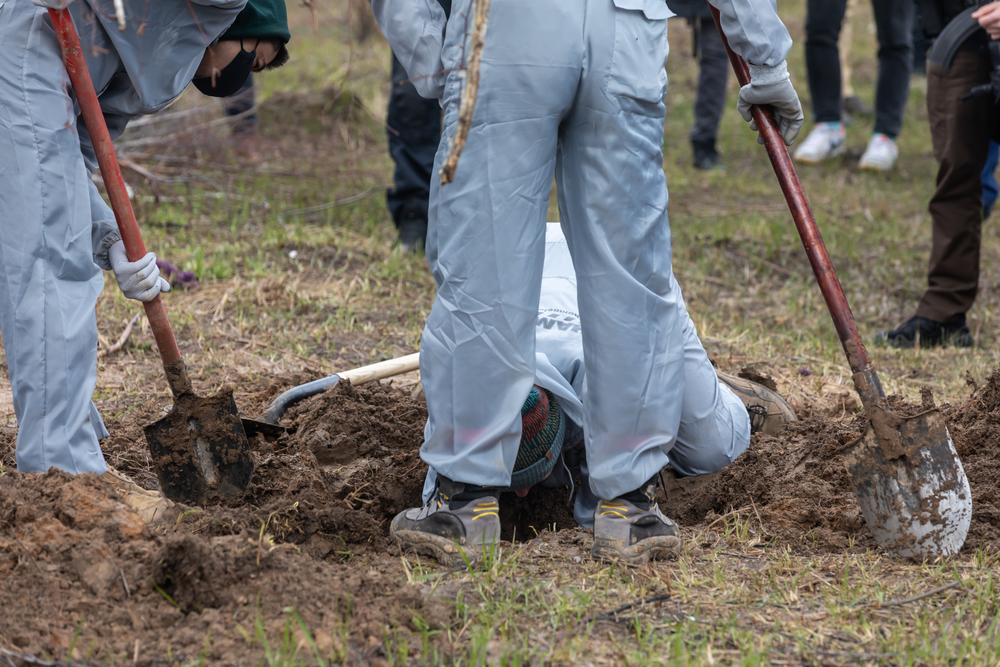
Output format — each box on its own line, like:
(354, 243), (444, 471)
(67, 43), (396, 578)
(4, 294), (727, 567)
(98, 313), (142, 359)
(440, 0), (490, 185)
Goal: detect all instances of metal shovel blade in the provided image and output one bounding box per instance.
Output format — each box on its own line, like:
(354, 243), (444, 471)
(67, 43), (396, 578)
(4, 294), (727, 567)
(144, 389), (254, 506)
(844, 409), (971, 558)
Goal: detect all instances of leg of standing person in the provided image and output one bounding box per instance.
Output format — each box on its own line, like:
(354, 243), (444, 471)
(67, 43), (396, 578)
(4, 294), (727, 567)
(390, 0), (582, 565)
(385, 0), (451, 252)
(385, 53), (442, 251)
(557, 0), (687, 563)
(0, 6), (110, 475)
(690, 15), (730, 171)
(858, 0), (913, 171)
(795, 0), (848, 164)
(877, 52), (996, 348)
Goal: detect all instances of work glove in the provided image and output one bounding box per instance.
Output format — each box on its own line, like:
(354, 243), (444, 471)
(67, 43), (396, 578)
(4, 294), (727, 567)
(108, 240), (171, 303)
(737, 61), (804, 146)
(31, 0), (75, 8)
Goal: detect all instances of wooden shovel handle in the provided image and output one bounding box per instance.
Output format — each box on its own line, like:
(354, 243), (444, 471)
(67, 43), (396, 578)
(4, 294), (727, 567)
(48, 8), (191, 396)
(339, 353), (421, 386)
(708, 6), (889, 411)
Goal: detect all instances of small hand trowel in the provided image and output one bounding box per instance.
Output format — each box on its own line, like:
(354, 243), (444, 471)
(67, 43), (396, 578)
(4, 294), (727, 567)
(49, 8), (253, 507)
(710, 7), (972, 558)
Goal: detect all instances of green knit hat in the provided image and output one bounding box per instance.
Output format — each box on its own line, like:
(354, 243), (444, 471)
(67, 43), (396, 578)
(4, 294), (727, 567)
(502, 387), (565, 492)
(221, 0), (291, 44)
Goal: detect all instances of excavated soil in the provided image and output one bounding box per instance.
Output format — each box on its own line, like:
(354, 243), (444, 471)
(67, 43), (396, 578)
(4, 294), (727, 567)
(4, 370), (1000, 663)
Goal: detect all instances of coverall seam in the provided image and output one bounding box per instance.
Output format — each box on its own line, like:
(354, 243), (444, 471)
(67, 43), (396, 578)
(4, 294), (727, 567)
(22, 11), (50, 470)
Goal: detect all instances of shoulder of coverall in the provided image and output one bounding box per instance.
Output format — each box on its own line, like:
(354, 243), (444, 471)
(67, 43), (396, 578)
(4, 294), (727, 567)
(71, 0), (248, 119)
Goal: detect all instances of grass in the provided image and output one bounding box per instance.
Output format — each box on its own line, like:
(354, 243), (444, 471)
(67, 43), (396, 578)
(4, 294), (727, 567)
(1, 0), (998, 664)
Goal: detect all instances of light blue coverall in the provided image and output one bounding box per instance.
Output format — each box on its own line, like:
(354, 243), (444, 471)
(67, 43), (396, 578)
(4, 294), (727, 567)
(0, 0), (246, 474)
(423, 224), (752, 527)
(370, 0), (791, 501)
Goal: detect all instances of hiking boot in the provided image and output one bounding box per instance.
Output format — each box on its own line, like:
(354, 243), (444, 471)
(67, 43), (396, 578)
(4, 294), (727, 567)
(692, 139), (725, 171)
(592, 476), (681, 564)
(390, 476), (500, 566)
(396, 200), (428, 253)
(858, 133), (898, 171)
(716, 371), (797, 436)
(793, 122), (846, 164)
(103, 467), (172, 524)
(874, 315), (974, 349)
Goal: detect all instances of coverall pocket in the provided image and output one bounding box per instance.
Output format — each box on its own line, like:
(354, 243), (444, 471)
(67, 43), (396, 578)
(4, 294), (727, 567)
(607, 0), (672, 103)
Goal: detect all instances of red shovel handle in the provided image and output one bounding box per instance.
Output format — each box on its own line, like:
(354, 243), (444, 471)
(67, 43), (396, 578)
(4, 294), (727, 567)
(708, 7), (889, 410)
(48, 8), (192, 396)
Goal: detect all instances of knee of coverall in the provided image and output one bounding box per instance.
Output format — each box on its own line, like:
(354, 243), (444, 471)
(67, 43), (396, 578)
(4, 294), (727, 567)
(668, 383), (750, 477)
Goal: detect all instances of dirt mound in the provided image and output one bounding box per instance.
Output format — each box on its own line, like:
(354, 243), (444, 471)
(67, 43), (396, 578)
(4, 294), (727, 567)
(664, 375), (1000, 555)
(0, 381), (449, 665)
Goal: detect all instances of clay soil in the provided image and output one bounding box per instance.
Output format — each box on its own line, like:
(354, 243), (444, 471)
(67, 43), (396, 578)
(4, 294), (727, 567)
(3, 370), (1000, 664)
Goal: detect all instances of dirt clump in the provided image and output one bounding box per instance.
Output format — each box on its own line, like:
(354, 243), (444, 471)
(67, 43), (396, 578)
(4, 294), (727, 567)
(0, 380), (448, 665)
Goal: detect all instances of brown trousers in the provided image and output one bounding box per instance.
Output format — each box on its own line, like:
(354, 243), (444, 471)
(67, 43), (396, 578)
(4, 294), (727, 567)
(916, 51), (1000, 323)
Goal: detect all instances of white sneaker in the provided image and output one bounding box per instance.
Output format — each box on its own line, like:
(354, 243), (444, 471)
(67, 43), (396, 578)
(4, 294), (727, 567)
(793, 123), (847, 164)
(858, 133), (898, 171)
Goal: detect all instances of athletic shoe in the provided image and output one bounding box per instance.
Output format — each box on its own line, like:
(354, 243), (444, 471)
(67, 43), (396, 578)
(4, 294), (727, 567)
(692, 139), (725, 171)
(793, 122), (847, 164)
(390, 476), (500, 566)
(103, 467), (172, 524)
(716, 371), (797, 436)
(858, 133), (899, 171)
(874, 315), (974, 349)
(592, 476), (681, 564)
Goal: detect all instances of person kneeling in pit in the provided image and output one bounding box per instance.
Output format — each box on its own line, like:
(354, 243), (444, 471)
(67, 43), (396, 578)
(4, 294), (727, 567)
(392, 225), (796, 565)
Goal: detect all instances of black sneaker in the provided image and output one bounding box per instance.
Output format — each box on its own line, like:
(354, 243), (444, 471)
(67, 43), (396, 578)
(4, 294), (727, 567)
(592, 475), (681, 564)
(390, 476), (500, 566)
(396, 200), (428, 252)
(692, 139), (725, 171)
(874, 315), (974, 349)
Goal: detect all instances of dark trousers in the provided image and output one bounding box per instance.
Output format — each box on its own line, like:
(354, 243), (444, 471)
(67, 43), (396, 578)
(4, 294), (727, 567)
(385, 0), (451, 228)
(804, 0), (913, 137)
(386, 54), (442, 226)
(916, 52), (1000, 322)
(689, 16), (729, 145)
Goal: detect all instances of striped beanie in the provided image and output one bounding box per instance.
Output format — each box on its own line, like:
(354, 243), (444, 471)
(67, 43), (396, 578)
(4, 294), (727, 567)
(505, 386), (565, 491)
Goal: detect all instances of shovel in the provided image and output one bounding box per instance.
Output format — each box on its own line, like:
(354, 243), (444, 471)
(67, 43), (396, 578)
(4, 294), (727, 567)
(49, 8), (253, 507)
(710, 7), (972, 558)
(241, 354), (421, 438)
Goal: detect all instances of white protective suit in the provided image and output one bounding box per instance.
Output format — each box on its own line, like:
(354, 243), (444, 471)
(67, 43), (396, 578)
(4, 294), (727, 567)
(370, 0), (791, 501)
(0, 0), (246, 474)
(423, 224), (751, 527)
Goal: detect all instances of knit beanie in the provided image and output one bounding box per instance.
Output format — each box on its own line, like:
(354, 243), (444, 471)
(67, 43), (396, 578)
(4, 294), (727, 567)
(505, 386), (565, 491)
(221, 0), (291, 44)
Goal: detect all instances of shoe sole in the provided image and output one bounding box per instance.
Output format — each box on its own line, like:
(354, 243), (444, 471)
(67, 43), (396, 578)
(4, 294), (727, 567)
(857, 161), (895, 172)
(794, 143), (846, 165)
(591, 534), (682, 565)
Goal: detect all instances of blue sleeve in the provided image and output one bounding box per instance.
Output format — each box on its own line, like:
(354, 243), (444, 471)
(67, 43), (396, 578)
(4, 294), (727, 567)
(707, 0), (793, 67)
(369, 0), (448, 99)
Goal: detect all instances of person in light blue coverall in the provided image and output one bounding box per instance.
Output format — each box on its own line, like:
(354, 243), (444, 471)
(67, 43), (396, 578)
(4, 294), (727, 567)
(372, 0), (804, 564)
(0, 0), (288, 500)
(421, 224), (796, 530)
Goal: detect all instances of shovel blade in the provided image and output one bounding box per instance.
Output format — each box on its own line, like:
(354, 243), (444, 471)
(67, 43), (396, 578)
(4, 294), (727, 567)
(845, 409), (971, 558)
(144, 389), (254, 506)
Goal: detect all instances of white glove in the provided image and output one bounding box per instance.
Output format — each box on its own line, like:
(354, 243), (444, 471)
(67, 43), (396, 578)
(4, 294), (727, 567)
(737, 61), (804, 146)
(108, 240), (171, 302)
(32, 0), (75, 8)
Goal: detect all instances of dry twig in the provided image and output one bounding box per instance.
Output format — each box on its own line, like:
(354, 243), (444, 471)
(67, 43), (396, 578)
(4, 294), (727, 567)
(440, 0), (490, 185)
(98, 313), (141, 359)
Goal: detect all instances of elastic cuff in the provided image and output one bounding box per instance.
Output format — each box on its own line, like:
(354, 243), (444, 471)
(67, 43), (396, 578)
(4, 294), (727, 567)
(748, 60), (789, 86)
(93, 230), (121, 271)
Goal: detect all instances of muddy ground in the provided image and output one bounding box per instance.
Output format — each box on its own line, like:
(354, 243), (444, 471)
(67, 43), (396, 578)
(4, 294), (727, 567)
(2, 370), (1000, 664)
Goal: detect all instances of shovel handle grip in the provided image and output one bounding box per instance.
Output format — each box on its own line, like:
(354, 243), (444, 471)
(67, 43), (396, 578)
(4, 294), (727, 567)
(48, 8), (190, 396)
(708, 7), (889, 410)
